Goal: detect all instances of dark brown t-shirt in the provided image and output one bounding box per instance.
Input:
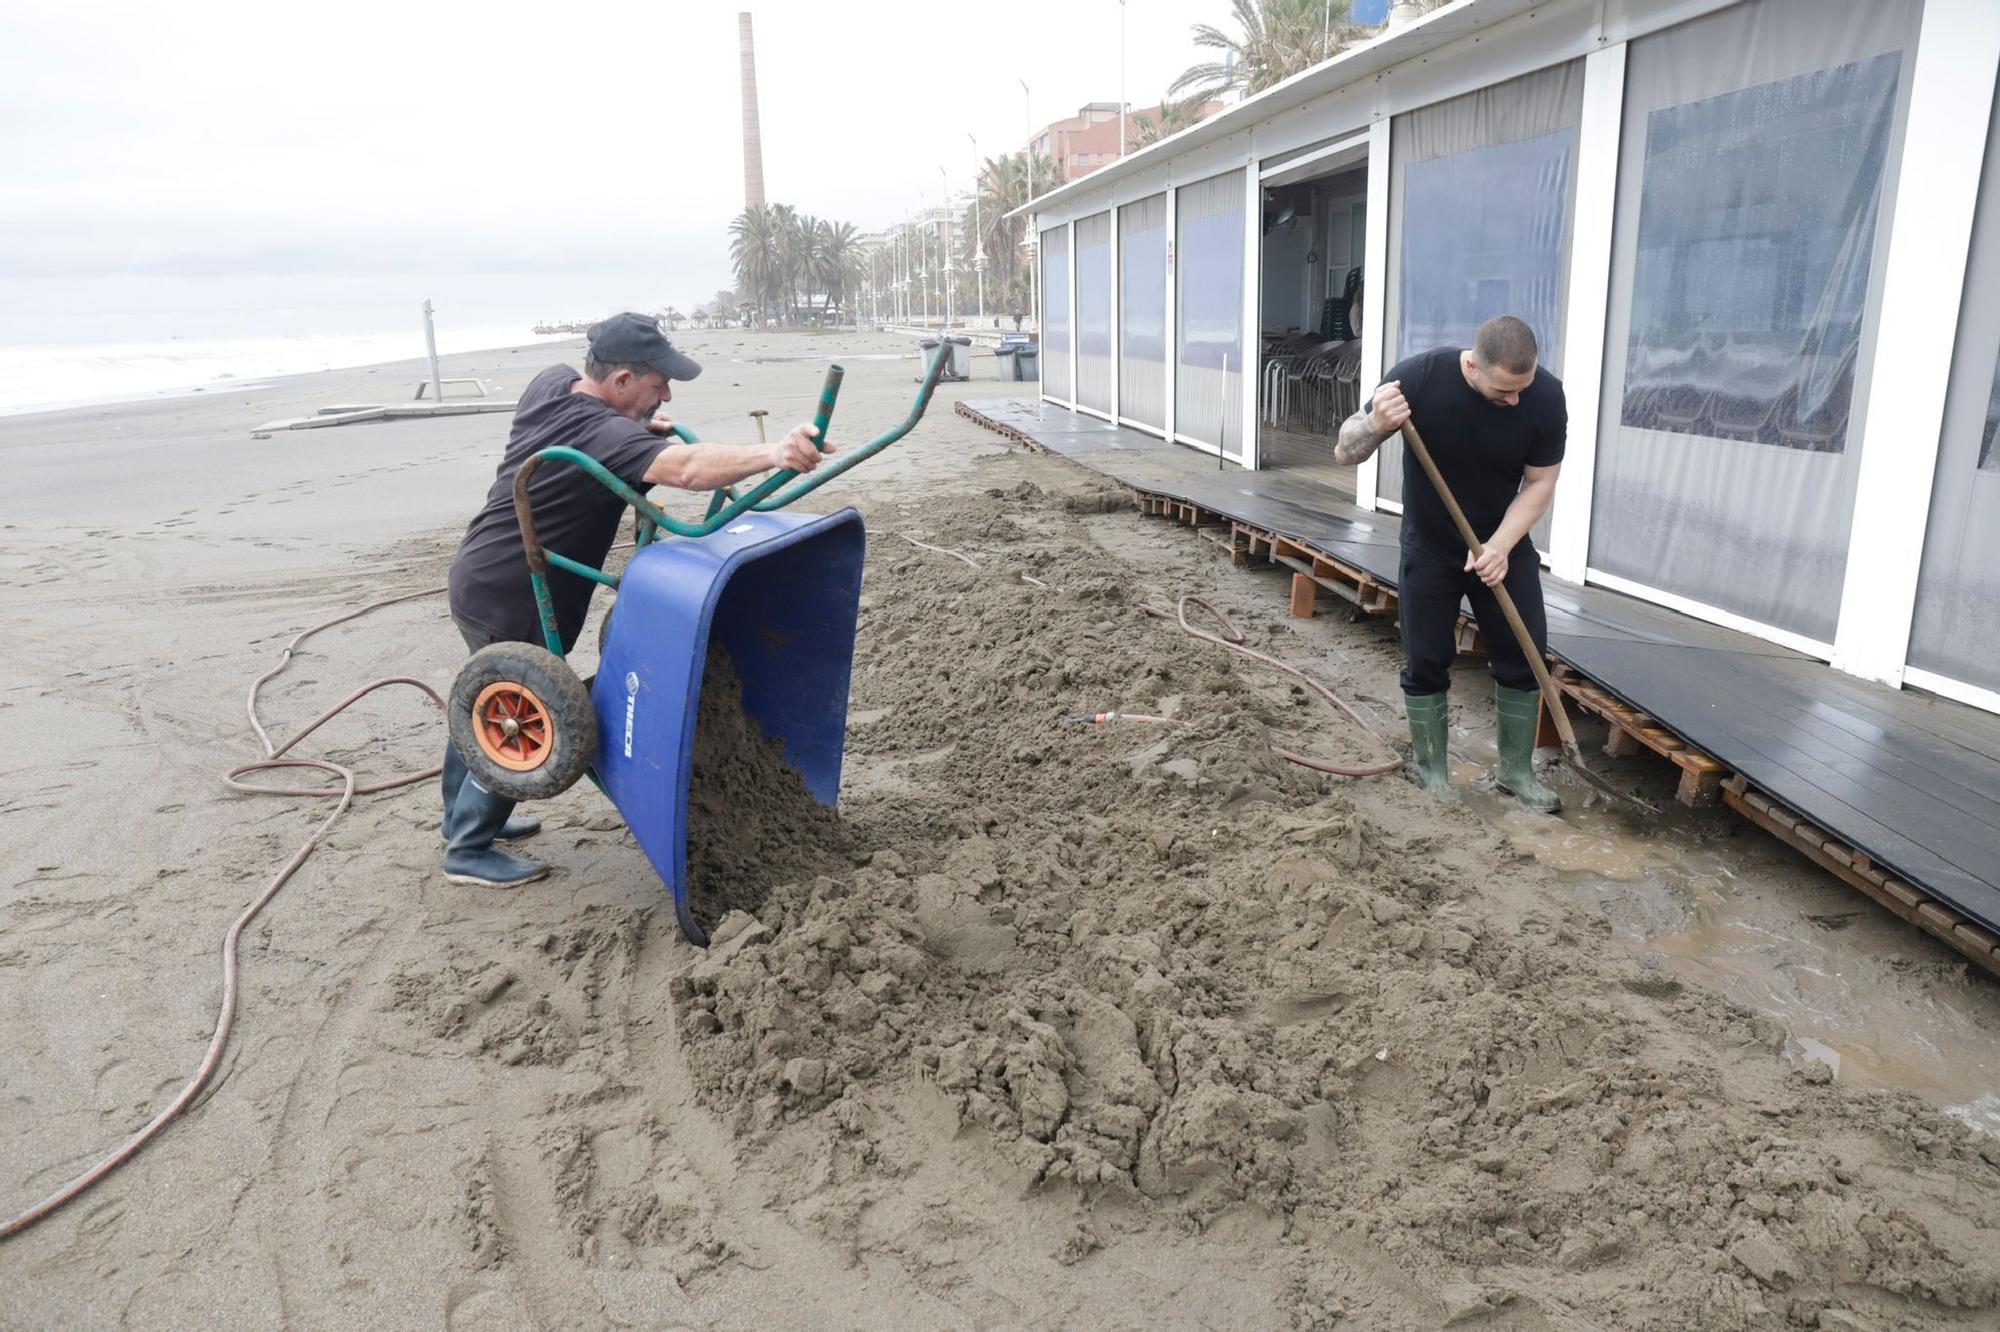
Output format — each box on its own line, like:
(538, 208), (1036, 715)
(447, 365), (664, 649)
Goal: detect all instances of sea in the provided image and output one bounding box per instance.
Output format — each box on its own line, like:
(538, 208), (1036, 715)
(0, 325), (572, 418)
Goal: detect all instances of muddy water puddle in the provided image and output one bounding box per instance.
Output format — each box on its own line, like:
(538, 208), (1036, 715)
(1457, 770), (2000, 1135)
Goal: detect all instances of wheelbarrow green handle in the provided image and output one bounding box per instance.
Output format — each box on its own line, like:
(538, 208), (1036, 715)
(509, 342), (949, 655)
(699, 363), (843, 519)
(754, 342), (948, 511)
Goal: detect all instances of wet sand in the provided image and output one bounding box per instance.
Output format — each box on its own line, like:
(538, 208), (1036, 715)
(2, 329), (1997, 1327)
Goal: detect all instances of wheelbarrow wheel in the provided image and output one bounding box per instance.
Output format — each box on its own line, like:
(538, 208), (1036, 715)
(449, 643), (598, 801)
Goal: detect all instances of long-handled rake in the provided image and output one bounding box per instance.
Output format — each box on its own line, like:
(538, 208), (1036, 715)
(1398, 419), (1657, 814)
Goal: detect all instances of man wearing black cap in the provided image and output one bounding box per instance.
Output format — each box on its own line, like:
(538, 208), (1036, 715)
(441, 313), (829, 887)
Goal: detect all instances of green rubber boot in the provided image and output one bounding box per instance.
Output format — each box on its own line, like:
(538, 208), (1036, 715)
(1494, 685), (1562, 814)
(1403, 691), (1458, 803)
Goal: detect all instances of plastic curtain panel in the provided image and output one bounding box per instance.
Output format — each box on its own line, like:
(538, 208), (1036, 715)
(1042, 226), (1072, 401)
(1588, 0), (1919, 644)
(1379, 59), (1584, 549)
(1119, 193), (1168, 430)
(1074, 212), (1114, 415)
(1176, 169), (1246, 457)
(1909, 89), (2000, 695)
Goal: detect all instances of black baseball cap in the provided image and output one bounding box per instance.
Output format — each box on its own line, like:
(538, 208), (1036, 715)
(586, 312), (703, 381)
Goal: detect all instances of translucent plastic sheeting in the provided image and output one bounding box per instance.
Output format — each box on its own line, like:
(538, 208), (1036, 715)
(1379, 60), (1583, 554)
(1176, 169), (1246, 458)
(1042, 226), (1072, 401)
(1589, 0), (1919, 645)
(1119, 193), (1168, 429)
(1909, 89), (2000, 696)
(1074, 212), (1114, 415)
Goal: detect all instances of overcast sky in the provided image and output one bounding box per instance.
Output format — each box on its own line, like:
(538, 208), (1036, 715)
(0, 0), (1231, 343)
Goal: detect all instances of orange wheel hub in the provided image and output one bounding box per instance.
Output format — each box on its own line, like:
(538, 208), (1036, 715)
(472, 681), (555, 772)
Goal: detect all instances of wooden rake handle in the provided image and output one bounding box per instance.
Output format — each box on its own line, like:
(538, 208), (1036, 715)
(1396, 420), (1579, 758)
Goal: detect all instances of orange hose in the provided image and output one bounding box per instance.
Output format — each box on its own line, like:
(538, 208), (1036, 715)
(1138, 595), (1402, 779)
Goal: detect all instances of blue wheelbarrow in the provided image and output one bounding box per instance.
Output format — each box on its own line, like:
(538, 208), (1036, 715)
(447, 345), (951, 944)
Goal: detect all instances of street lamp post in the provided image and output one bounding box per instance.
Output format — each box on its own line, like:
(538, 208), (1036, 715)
(938, 166), (954, 331)
(1028, 230), (1039, 337)
(969, 133), (985, 320)
(1119, 0), (1128, 159)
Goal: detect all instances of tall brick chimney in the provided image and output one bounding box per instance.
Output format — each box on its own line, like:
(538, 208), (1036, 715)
(738, 12), (767, 211)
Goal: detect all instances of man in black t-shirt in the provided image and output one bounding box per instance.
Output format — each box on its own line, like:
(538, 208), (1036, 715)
(441, 313), (828, 887)
(1332, 314), (1565, 812)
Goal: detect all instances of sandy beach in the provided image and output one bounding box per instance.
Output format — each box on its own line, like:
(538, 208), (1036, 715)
(4, 329), (1999, 1328)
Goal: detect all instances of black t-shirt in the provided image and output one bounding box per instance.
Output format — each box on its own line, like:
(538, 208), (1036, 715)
(1372, 346), (1566, 558)
(448, 365), (666, 649)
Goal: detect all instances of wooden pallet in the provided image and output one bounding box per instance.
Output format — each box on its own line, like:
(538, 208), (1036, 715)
(1540, 663), (1729, 808)
(1722, 776), (2000, 975)
(955, 401), (1041, 450)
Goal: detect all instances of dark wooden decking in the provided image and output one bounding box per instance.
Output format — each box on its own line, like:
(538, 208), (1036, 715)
(961, 396), (2000, 970)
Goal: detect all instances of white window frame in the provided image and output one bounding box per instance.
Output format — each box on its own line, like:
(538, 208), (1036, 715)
(1114, 194), (1171, 440)
(1831, 0), (2000, 688)
(1544, 42), (1626, 584)
(1072, 211), (1114, 424)
(1355, 117), (1392, 510)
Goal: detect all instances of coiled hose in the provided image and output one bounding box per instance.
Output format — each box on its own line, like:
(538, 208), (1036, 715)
(0, 587), (449, 1241)
(1115, 594), (1402, 778)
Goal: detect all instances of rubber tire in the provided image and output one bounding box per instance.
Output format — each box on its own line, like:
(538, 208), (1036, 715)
(449, 643), (599, 802)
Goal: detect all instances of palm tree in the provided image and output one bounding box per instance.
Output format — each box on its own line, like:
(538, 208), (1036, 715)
(771, 205), (828, 323)
(965, 150), (1059, 302)
(728, 207), (781, 323)
(1170, 0), (1361, 103)
(1134, 96), (1207, 147)
(816, 220), (865, 323)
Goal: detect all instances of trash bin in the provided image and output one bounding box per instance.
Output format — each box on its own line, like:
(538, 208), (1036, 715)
(997, 332), (1036, 382)
(994, 346), (1020, 381)
(947, 336), (973, 381)
(1015, 346), (1039, 381)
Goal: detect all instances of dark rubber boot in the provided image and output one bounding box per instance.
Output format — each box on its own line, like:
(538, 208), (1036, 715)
(1494, 685), (1562, 814)
(1403, 691), (1458, 803)
(440, 743), (542, 842)
(442, 773), (550, 888)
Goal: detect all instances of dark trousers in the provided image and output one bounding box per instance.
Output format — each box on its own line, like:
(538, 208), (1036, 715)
(455, 615), (506, 655)
(447, 615), (514, 808)
(1398, 540), (1548, 695)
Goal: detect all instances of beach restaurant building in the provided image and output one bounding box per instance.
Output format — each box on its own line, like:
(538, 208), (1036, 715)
(1019, 0), (2000, 716)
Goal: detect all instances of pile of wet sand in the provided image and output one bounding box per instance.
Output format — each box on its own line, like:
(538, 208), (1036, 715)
(659, 481), (2000, 1329)
(682, 648), (853, 935)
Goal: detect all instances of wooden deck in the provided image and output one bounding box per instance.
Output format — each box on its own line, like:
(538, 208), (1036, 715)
(960, 396), (2000, 975)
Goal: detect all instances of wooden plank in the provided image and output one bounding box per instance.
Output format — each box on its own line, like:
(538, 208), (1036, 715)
(1535, 697), (1562, 750)
(1603, 728), (1644, 758)
(1877, 878), (1924, 916)
(1289, 573), (1317, 619)
(1953, 920), (1999, 959)
(1675, 763), (1723, 808)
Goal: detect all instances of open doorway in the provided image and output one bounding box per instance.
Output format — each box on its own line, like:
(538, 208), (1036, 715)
(1257, 146), (1368, 497)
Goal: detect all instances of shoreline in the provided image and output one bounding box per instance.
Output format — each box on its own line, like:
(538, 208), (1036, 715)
(0, 325), (923, 424)
(0, 327), (576, 421)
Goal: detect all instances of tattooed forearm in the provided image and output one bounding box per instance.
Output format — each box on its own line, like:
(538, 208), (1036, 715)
(1332, 408), (1393, 466)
